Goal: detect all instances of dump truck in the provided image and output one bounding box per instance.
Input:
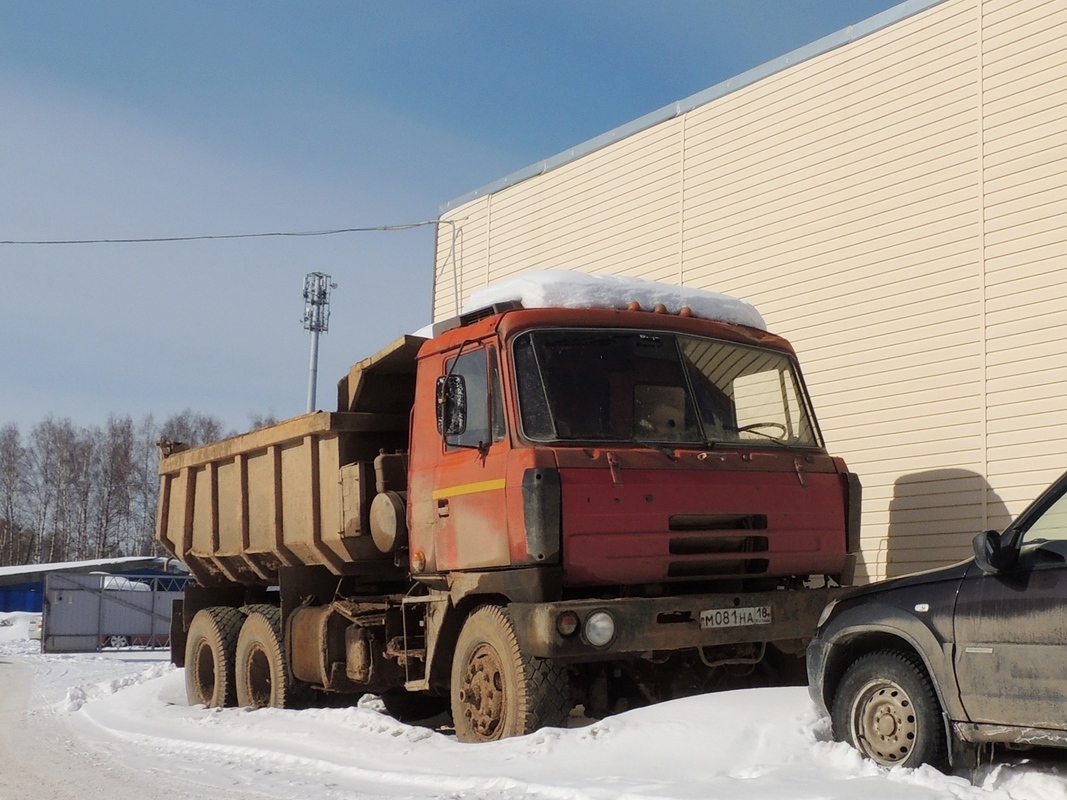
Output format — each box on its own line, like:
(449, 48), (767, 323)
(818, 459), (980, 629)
(157, 273), (859, 742)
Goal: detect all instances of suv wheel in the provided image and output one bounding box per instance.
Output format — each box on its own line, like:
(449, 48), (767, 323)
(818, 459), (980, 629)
(831, 650), (947, 770)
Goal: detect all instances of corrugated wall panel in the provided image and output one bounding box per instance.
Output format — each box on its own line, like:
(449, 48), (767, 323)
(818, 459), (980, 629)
(679, 1), (981, 579)
(983, 0), (1067, 520)
(437, 197), (490, 319)
(475, 119), (684, 287)
(680, 4), (976, 157)
(432, 0), (1067, 581)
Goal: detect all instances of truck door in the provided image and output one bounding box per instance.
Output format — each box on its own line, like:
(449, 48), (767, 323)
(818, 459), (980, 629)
(953, 485), (1067, 730)
(433, 345), (511, 571)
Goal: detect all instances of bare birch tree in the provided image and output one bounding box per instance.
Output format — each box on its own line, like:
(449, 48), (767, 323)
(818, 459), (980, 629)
(0, 424), (30, 564)
(1, 409), (235, 566)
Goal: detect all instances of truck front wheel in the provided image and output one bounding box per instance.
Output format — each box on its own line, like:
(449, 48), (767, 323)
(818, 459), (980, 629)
(185, 606), (244, 708)
(831, 649), (947, 770)
(451, 605), (570, 743)
(235, 606), (291, 709)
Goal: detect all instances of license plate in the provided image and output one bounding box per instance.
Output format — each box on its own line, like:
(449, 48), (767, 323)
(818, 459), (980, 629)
(699, 605), (772, 629)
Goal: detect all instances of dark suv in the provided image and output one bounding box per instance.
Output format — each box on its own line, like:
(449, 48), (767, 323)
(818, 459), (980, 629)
(807, 470), (1067, 770)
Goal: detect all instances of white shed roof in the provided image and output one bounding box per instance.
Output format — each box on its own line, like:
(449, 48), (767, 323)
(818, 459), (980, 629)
(0, 557), (186, 587)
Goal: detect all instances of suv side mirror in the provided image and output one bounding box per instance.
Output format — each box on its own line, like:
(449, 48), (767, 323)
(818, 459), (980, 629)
(436, 374), (467, 436)
(973, 529), (1013, 574)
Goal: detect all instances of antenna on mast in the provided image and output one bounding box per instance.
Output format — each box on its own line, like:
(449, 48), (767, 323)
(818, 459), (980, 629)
(302, 272), (337, 413)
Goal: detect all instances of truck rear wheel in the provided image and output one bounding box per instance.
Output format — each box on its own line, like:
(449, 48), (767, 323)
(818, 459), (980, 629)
(451, 604), (570, 743)
(185, 606), (244, 708)
(235, 605), (291, 709)
(831, 650), (947, 770)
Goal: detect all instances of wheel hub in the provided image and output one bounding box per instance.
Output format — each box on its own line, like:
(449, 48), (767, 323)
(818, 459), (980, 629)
(854, 682), (916, 765)
(193, 641), (215, 703)
(246, 643), (273, 708)
(461, 643), (506, 739)
(874, 706), (899, 737)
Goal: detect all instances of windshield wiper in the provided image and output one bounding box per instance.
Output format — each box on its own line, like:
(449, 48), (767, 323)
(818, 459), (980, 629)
(632, 441), (680, 460)
(723, 422), (794, 448)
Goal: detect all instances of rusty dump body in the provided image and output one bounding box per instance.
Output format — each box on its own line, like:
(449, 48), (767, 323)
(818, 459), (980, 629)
(159, 302), (859, 738)
(156, 335), (422, 587)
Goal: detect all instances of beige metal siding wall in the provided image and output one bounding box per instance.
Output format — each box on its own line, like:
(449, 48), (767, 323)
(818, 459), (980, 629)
(435, 195), (491, 322)
(684, 0), (985, 582)
(435, 0), (1067, 582)
(434, 120), (685, 320)
(982, 0), (1067, 511)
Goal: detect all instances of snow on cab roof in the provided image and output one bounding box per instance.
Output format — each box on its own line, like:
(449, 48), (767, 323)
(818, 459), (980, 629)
(462, 270), (766, 331)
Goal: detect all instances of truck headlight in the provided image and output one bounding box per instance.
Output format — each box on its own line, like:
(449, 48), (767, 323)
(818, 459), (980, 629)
(583, 611), (616, 647)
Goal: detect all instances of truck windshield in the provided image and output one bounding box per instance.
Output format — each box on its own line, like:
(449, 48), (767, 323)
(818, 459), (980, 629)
(512, 329), (821, 448)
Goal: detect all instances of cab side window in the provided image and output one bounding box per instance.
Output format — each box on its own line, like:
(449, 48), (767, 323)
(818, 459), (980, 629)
(445, 349), (490, 450)
(443, 346), (507, 451)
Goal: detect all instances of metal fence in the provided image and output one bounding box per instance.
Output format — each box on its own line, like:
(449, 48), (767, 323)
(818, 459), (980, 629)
(42, 573), (191, 653)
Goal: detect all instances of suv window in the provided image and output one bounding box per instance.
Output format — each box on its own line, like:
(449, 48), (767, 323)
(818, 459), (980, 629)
(1019, 485), (1067, 560)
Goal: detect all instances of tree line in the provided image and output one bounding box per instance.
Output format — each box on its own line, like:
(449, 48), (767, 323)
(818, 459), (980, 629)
(0, 411), (276, 568)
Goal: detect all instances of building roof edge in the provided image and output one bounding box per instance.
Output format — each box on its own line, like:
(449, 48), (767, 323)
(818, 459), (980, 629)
(439, 0), (946, 215)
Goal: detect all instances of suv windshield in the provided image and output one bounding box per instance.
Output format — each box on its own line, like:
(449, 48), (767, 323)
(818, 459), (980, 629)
(512, 329), (821, 448)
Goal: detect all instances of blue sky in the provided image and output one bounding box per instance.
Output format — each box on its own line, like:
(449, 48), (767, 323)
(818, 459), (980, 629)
(0, 1), (906, 433)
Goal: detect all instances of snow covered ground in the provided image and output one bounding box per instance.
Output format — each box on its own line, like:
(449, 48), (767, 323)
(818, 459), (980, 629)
(3, 611), (1067, 800)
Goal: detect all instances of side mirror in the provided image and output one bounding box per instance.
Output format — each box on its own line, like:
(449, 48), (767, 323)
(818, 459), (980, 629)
(973, 529), (1012, 574)
(436, 374), (467, 436)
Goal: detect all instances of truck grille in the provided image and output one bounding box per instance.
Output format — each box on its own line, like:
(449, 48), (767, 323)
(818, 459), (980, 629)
(667, 527), (769, 578)
(668, 535), (769, 555)
(667, 558), (770, 578)
(668, 513), (767, 531)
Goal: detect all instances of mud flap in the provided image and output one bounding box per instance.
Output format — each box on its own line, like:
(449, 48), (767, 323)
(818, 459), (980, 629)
(946, 715), (978, 769)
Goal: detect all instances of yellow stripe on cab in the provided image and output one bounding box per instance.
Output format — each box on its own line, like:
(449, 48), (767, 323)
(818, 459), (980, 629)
(431, 478), (507, 501)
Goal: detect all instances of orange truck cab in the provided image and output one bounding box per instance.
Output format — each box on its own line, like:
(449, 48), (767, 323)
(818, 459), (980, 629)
(411, 304), (852, 584)
(407, 302), (857, 668)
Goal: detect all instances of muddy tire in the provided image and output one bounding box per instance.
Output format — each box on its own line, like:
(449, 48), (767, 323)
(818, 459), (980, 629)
(185, 606), (244, 708)
(831, 650), (947, 769)
(235, 605), (291, 709)
(451, 605), (570, 743)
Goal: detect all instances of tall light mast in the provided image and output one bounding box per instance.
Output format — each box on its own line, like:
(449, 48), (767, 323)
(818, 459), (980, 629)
(302, 272), (336, 413)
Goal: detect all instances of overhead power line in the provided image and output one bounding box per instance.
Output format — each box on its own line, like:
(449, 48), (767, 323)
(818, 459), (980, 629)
(2, 215), (468, 313)
(0, 220), (448, 245)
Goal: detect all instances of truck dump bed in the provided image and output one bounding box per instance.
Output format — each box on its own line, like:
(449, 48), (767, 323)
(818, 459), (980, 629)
(156, 336), (424, 587)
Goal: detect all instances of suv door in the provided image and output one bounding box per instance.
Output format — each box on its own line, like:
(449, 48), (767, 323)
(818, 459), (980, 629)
(953, 481), (1067, 729)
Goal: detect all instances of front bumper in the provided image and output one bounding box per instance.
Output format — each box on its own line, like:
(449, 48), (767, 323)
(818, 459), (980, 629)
(509, 586), (845, 662)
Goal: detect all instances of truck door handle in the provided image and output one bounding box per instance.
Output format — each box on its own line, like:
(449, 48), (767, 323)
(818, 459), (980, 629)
(436, 499), (450, 517)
